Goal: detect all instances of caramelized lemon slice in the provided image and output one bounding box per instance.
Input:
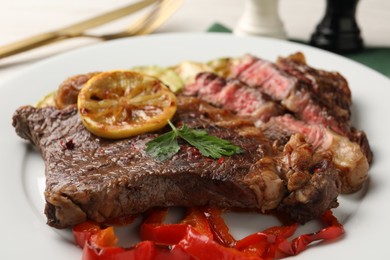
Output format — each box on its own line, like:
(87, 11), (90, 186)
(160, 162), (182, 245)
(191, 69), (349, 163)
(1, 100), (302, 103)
(77, 70), (177, 139)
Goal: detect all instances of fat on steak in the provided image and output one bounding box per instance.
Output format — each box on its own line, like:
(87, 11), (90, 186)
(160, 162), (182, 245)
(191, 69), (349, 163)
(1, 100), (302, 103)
(13, 96), (341, 229)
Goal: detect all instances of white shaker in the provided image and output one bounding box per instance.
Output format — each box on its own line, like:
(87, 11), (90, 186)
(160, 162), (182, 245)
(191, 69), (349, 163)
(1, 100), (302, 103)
(234, 0), (287, 39)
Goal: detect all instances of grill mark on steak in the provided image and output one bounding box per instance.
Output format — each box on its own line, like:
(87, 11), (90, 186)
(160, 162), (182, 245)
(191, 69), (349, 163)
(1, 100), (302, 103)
(13, 96), (341, 228)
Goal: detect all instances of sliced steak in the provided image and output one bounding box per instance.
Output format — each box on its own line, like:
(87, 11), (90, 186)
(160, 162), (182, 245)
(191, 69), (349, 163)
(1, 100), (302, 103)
(276, 53), (352, 134)
(184, 69), (366, 193)
(235, 56), (296, 100)
(184, 53), (372, 188)
(183, 72), (285, 125)
(229, 53), (351, 134)
(223, 53), (372, 161)
(13, 97), (340, 228)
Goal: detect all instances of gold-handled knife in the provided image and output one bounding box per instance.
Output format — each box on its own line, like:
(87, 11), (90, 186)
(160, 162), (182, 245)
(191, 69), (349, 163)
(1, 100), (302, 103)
(0, 0), (159, 59)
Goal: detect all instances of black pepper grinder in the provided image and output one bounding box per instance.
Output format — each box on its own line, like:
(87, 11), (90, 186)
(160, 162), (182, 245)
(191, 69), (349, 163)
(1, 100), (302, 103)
(309, 0), (363, 53)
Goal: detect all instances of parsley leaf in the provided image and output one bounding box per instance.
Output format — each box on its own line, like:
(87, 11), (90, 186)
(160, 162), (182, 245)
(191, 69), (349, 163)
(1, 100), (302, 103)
(177, 124), (243, 158)
(145, 130), (180, 161)
(145, 121), (243, 161)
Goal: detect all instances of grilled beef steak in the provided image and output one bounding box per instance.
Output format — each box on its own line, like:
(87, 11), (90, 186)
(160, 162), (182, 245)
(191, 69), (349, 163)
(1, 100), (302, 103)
(13, 96), (341, 229)
(12, 52), (370, 229)
(185, 52), (372, 163)
(184, 53), (371, 193)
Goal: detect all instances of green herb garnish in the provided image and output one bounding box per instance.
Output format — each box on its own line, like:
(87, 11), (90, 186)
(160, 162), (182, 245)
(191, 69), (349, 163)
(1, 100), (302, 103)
(146, 121), (243, 161)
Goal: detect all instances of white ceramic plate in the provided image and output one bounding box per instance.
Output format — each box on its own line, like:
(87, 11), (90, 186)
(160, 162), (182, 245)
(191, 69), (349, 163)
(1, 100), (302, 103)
(1, 33), (389, 259)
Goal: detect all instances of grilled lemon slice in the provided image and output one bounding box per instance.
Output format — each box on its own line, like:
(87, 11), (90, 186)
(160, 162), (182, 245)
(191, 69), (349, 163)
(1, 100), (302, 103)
(77, 70), (177, 139)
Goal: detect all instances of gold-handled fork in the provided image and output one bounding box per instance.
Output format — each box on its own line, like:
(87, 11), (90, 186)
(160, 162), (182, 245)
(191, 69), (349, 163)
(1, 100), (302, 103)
(0, 0), (182, 59)
(80, 0), (182, 40)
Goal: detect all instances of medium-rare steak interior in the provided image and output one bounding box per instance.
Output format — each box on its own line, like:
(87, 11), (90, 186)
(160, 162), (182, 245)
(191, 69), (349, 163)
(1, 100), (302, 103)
(13, 96), (340, 229)
(184, 52), (370, 193)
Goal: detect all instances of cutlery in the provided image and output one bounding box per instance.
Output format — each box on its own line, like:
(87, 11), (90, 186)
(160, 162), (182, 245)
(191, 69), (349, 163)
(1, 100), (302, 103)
(81, 0), (182, 40)
(0, 0), (163, 59)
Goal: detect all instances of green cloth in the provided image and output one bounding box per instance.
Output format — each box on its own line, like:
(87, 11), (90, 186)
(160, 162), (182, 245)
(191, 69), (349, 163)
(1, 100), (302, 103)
(207, 23), (390, 78)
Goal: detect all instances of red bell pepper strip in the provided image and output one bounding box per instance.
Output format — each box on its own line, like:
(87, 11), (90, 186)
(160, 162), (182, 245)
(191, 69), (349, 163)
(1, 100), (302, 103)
(291, 210), (345, 255)
(140, 208), (260, 259)
(75, 223), (192, 260)
(181, 207), (214, 240)
(203, 207), (237, 247)
(235, 224), (298, 259)
(177, 227), (261, 260)
(72, 208), (344, 260)
(83, 239), (194, 260)
(235, 210), (344, 259)
(140, 208), (189, 245)
(140, 208), (213, 245)
(73, 221), (101, 248)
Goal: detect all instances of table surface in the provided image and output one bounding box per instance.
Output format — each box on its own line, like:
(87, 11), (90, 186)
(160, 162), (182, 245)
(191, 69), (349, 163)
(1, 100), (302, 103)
(1, 0), (389, 85)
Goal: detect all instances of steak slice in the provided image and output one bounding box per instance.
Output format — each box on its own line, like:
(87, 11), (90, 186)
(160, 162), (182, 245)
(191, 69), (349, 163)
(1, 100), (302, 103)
(223, 53), (372, 163)
(184, 53), (371, 193)
(183, 72), (285, 125)
(13, 96), (340, 228)
(229, 53), (351, 133)
(275, 53), (373, 163)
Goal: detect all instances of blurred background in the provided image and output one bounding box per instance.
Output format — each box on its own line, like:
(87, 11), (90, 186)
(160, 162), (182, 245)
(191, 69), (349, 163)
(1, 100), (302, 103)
(1, 0), (389, 82)
(2, 0), (389, 45)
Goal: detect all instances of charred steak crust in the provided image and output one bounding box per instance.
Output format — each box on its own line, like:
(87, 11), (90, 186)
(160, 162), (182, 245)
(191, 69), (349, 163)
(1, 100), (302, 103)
(13, 96), (341, 228)
(278, 161), (340, 223)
